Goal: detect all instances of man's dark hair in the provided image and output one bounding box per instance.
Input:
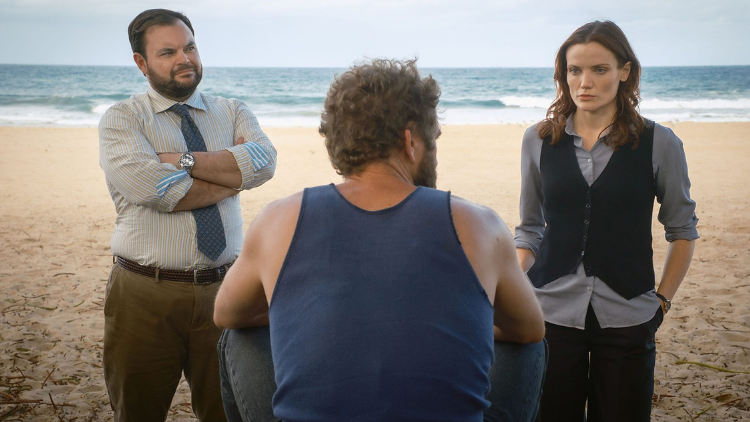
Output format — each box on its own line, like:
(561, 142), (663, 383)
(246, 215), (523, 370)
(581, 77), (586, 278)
(128, 9), (194, 58)
(319, 59), (441, 176)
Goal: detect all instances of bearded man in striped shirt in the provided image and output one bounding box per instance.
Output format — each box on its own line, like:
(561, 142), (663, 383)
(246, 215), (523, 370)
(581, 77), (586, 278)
(98, 8), (276, 422)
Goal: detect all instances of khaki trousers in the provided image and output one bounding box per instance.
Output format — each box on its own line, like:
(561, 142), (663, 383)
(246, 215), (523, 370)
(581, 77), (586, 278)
(103, 264), (227, 422)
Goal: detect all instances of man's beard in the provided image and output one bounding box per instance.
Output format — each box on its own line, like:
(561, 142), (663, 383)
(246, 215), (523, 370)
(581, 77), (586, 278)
(413, 148), (437, 188)
(148, 62), (202, 100)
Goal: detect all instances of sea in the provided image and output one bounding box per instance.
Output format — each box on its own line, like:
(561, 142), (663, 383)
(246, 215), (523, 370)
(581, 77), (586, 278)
(1, 64), (749, 127)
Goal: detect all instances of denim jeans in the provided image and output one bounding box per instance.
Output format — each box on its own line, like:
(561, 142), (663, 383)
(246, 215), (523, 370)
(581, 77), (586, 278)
(218, 327), (547, 422)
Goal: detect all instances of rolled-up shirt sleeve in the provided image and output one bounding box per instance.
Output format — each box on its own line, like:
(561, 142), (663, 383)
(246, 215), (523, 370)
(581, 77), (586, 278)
(653, 125), (700, 242)
(99, 104), (192, 212)
(515, 125), (546, 255)
(225, 102), (277, 190)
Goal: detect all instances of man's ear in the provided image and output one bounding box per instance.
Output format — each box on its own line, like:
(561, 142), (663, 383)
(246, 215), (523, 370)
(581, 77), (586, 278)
(403, 128), (416, 163)
(134, 53), (148, 78)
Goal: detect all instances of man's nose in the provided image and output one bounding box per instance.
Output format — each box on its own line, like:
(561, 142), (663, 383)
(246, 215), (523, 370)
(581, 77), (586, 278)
(177, 50), (191, 64)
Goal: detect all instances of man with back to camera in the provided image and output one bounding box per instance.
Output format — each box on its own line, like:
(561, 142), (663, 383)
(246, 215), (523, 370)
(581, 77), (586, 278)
(212, 59), (547, 422)
(98, 8), (276, 421)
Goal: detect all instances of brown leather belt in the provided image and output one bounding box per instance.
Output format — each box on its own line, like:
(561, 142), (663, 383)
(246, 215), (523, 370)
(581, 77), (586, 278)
(115, 256), (233, 284)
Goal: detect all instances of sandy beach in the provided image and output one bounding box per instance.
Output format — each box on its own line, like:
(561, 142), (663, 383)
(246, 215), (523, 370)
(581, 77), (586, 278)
(1, 122), (748, 421)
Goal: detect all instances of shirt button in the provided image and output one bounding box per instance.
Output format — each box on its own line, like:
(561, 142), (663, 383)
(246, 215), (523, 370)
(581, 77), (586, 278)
(587, 158), (592, 163)
(581, 251), (585, 256)
(583, 236), (587, 241)
(586, 203), (591, 209)
(586, 266), (592, 272)
(587, 287), (591, 292)
(584, 219), (589, 225)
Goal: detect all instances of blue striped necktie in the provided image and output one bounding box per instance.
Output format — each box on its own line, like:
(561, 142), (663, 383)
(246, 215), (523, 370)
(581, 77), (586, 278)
(169, 103), (226, 261)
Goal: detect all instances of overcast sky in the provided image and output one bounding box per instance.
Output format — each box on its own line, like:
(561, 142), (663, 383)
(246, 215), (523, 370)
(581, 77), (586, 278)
(1, 0), (747, 68)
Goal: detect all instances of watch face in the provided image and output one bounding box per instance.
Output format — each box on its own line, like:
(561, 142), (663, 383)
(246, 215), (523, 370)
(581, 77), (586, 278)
(179, 153), (195, 168)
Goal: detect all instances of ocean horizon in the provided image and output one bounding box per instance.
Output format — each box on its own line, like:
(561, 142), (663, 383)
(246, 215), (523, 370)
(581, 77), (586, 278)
(1, 64), (749, 128)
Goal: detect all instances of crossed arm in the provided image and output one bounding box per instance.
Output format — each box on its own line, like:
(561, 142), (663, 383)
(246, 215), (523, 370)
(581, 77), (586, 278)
(159, 139), (246, 211)
(99, 103), (276, 212)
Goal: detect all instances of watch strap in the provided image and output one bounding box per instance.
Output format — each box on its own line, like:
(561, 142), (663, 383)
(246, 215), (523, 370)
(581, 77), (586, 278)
(656, 293), (671, 312)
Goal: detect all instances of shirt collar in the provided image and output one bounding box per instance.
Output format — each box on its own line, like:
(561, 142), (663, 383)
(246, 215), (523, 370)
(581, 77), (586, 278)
(148, 85), (206, 114)
(564, 113), (611, 144)
(564, 114), (578, 137)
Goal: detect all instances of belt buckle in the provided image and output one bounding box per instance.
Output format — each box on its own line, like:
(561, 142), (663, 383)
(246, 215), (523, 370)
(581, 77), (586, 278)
(193, 269), (213, 285)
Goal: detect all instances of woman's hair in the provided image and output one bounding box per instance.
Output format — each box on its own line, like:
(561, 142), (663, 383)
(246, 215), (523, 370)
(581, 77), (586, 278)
(538, 20), (644, 148)
(319, 59), (440, 176)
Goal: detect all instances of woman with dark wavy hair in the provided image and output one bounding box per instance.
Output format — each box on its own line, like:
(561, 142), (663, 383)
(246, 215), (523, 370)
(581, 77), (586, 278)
(515, 21), (699, 421)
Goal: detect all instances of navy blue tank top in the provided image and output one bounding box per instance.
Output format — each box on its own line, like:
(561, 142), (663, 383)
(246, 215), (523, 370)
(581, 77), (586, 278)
(269, 184), (494, 422)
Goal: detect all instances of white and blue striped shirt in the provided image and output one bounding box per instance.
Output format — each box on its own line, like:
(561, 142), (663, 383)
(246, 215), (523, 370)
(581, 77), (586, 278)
(99, 86), (276, 270)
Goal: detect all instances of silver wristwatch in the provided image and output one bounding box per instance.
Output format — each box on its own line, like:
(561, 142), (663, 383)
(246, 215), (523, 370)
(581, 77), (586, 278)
(178, 152), (195, 175)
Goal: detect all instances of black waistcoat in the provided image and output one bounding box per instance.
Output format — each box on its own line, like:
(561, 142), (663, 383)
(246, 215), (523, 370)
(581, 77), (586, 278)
(527, 120), (656, 300)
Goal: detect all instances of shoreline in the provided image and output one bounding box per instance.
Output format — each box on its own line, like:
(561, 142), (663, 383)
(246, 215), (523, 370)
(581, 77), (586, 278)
(1, 119), (750, 130)
(1, 122), (749, 421)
